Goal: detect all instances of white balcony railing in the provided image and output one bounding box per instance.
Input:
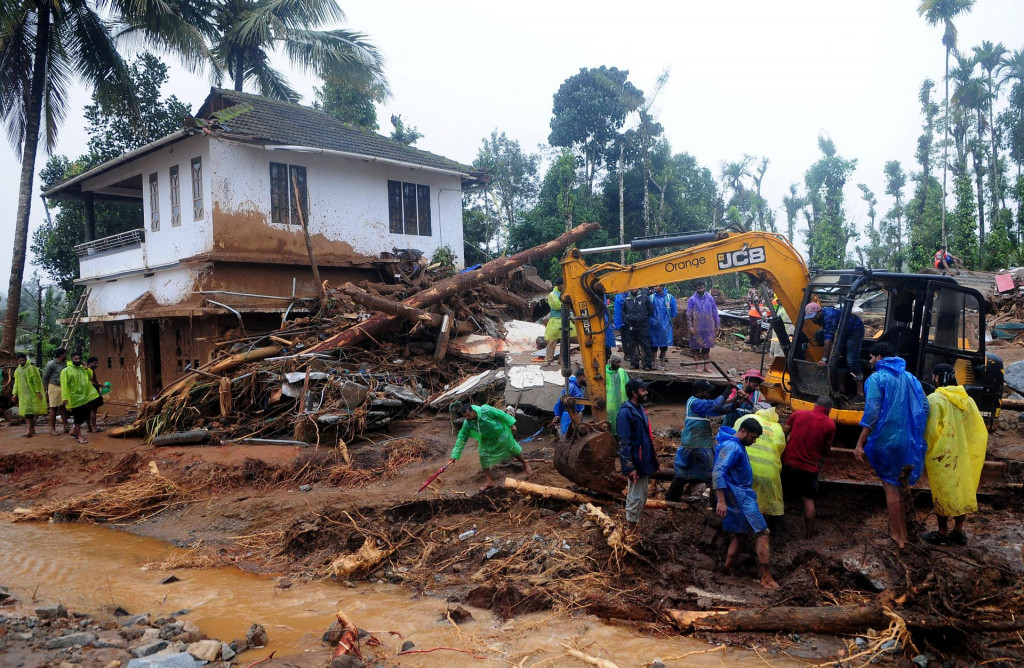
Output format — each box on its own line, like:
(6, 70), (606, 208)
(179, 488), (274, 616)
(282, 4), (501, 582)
(74, 229), (145, 258)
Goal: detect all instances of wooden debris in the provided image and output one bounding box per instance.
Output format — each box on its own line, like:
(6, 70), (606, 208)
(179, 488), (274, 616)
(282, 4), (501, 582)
(329, 539), (390, 579)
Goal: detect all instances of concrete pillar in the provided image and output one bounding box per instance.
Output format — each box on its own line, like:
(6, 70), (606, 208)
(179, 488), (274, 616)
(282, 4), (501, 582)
(83, 192), (95, 242)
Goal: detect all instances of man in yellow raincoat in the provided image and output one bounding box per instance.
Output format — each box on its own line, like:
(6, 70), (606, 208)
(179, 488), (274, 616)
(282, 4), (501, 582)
(605, 354), (629, 436)
(543, 279), (575, 366)
(12, 353), (47, 437)
(921, 364), (987, 546)
(734, 403), (786, 526)
(60, 351), (101, 445)
(449, 402), (532, 490)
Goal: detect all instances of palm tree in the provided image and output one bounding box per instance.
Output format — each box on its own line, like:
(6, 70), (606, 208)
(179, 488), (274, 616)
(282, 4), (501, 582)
(918, 0), (976, 246)
(0, 0), (148, 353)
(973, 40), (1008, 230)
(1002, 49), (1024, 181)
(138, 0), (387, 102)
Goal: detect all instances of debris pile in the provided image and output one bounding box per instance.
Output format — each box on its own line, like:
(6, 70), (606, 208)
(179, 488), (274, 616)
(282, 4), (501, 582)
(110, 224), (598, 447)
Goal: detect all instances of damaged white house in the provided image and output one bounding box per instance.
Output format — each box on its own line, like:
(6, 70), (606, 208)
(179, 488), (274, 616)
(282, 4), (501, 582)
(43, 88), (483, 409)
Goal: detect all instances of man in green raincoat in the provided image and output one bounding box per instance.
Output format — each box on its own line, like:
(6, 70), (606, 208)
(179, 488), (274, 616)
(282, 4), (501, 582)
(12, 353), (47, 437)
(605, 354), (629, 436)
(60, 350), (101, 445)
(543, 279), (575, 367)
(449, 403), (532, 490)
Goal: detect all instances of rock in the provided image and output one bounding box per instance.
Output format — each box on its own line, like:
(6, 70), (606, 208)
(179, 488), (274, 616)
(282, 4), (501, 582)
(1004, 360), (1024, 394)
(171, 631), (202, 645)
(16, 632), (33, 640)
(131, 641), (170, 657)
(649, 661), (668, 668)
(159, 575), (180, 585)
(95, 632), (128, 649)
(840, 548), (894, 591)
(186, 639), (222, 662)
(163, 641), (187, 654)
(323, 620), (344, 645)
(245, 623), (268, 648)
(0, 586), (11, 601)
(35, 603), (68, 620)
(45, 632), (98, 649)
(328, 656), (365, 668)
(219, 642), (235, 661)
(105, 662), (122, 668)
(299, 484), (312, 492)
(159, 622), (184, 640)
(180, 621), (200, 636)
(401, 640), (416, 652)
(446, 606), (474, 625)
(120, 613), (151, 628)
(126, 653), (198, 668)
(912, 655), (930, 668)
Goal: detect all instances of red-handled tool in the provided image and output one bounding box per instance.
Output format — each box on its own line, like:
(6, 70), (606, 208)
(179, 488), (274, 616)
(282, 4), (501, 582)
(417, 460), (453, 495)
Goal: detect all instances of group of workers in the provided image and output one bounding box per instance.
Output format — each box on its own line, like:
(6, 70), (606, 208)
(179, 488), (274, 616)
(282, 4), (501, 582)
(613, 340), (989, 588)
(12, 348), (105, 443)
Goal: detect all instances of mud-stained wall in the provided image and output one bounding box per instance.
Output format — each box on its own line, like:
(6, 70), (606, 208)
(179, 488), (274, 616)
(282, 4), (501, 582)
(197, 262), (377, 299)
(209, 141), (466, 267)
(88, 322), (142, 413)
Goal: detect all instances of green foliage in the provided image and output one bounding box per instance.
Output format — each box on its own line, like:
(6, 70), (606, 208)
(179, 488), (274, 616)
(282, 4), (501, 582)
(389, 114), (422, 146)
(314, 66), (388, 130)
(548, 66), (644, 192)
(905, 176), (945, 269)
(15, 275), (66, 362)
(949, 172), (979, 267)
(430, 245), (457, 268)
(467, 131), (541, 254)
(882, 161), (908, 270)
(461, 208), (490, 266)
(803, 136), (857, 269)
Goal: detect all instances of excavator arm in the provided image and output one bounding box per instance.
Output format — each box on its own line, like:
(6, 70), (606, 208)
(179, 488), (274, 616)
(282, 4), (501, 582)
(560, 230), (810, 422)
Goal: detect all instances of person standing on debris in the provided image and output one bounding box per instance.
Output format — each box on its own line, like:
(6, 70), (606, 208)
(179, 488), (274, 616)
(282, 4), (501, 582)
(621, 289), (654, 371)
(746, 283), (765, 349)
(544, 279), (574, 367)
(933, 246), (963, 274)
(854, 342), (928, 548)
(605, 355), (629, 436)
(921, 364), (988, 546)
(553, 373), (586, 439)
(42, 348), (70, 436)
(60, 351), (101, 445)
(806, 302), (865, 398)
(736, 404), (786, 528)
(722, 370), (764, 428)
(85, 356), (104, 433)
(782, 396), (836, 539)
(12, 353), (46, 438)
(649, 285), (677, 371)
(449, 402), (532, 491)
(617, 379), (658, 534)
(687, 281), (719, 374)
(666, 379), (746, 502)
(713, 418), (779, 590)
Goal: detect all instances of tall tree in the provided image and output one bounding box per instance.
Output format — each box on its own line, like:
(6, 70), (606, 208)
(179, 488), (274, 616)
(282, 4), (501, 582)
(974, 41), (1008, 228)
(313, 66), (389, 130)
(918, 0), (976, 246)
(950, 54), (988, 248)
(548, 66), (644, 194)
(803, 135), (857, 270)
(0, 0), (149, 352)
(782, 183), (804, 244)
(882, 161), (907, 270)
(470, 131), (540, 254)
(856, 184), (884, 268)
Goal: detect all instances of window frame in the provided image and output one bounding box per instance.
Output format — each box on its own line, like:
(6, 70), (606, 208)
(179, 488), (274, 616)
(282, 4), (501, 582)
(191, 157), (204, 220)
(148, 172), (160, 232)
(169, 165), (181, 227)
(386, 179), (432, 237)
(269, 162), (308, 226)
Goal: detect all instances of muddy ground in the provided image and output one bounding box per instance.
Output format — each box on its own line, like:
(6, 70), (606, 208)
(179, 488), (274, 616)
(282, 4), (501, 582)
(1, 338), (1024, 667)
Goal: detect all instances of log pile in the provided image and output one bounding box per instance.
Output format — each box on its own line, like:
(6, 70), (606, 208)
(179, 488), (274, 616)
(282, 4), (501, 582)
(111, 224), (598, 444)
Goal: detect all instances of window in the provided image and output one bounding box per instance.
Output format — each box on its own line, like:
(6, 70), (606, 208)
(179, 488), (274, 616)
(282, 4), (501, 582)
(191, 157), (203, 220)
(169, 165), (181, 227)
(269, 162), (308, 225)
(149, 173), (160, 231)
(387, 180), (431, 236)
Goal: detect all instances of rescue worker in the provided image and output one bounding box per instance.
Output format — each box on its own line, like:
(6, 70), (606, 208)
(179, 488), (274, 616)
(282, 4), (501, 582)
(713, 418), (779, 590)
(735, 403), (786, 528)
(649, 285), (677, 370)
(617, 379), (657, 534)
(12, 353), (46, 438)
(42, 348), (69, 435)
(544, 279), (574, 366)
(666, 379), (746, 502)
(782, 396), (836, 539)
(553, 373), (585, 439)
(605, 354), (629, 436)
(621, 289), (654, 371)
(449, 402), (532, 491)
(854, 342), (928, 548)
(723, 370), (764, 428)
(86, 356), (104, 433)
(921, 364), (987, 546)
(687, 281), (720, 374)
(60, 350), (101, 445)
(806, 302), (865, 398)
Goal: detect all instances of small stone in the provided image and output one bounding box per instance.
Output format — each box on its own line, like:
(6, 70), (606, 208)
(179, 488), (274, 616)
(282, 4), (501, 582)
(485, 548), (500, 559)
(121, 613), (151, 628)
(219, 643), (235, 661)
(180, 621), (199, 635)
(186, 639), (222, 662)
(0, 586), (12, 601)
(35, 603), (68, 620)
(105, 662), (122, 668)
(327, 656), (365, 668)
(401, 640), (415, 652)
(912, 656), (929, 668)
(446, 606), (474, 624)
(458, 529), (476, 541)
(245, 623), (268, 648)
(46, 632), (98, 649)
(131, 640), (170, 657)
(854, 637), (867, 648)
(125, 653), (197, 668)
(159, 575), (180, 585)
(17, 632), (33, 640)
(649, 661), (668, 668)
(299, 484), (312, 492)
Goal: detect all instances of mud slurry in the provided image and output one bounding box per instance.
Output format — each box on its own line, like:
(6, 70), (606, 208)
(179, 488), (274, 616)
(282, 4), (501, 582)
(1, 424), (1023, 666)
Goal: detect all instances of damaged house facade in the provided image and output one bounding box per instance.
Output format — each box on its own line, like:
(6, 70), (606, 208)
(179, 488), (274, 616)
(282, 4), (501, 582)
(43, 89), (482, 409)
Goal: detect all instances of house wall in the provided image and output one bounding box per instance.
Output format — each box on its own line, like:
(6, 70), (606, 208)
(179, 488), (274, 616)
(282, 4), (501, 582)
(85, 264), (207, 318)
(209, 141), (466, 267)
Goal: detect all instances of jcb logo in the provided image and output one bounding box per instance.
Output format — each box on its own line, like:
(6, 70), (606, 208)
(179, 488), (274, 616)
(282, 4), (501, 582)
(717, 246), (766, 270)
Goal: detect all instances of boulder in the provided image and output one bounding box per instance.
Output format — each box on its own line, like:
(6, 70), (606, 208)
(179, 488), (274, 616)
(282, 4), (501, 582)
(219, 642), (235, 661)
(45, 632), (98, 649)
(245, 623), (268, 648)
(120, 613), (151, 628)
(35, 603), (68, 620)
(328, 656), (365, 668)
(186, 639), (221, 662)
(131, 640), (170, 657)
(0, 585), (12, 601)
(126, 653), (198, 668)
(1005, 360), (1024, 395)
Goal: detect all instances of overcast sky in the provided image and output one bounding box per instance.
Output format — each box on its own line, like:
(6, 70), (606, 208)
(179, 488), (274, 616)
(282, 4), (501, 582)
(2, 0), (1023, 287)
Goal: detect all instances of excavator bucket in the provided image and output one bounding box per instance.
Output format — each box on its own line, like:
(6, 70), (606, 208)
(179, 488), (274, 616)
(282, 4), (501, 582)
(553, 431), (627, 497)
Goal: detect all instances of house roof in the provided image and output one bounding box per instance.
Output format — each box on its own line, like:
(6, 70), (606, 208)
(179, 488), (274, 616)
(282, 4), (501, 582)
(197, 88), (483, 182)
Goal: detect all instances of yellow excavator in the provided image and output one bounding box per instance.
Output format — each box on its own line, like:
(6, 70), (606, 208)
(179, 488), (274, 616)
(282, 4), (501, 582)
(553, 229), (1005, 495)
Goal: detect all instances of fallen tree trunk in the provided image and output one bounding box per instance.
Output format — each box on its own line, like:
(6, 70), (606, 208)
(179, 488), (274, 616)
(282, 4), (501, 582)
(504, 477), (682, 510)
(339, 284), (469, 334)
(308, 223), (599, 352)
(478, 283), (529, 311)
(152, 430), (211, 447)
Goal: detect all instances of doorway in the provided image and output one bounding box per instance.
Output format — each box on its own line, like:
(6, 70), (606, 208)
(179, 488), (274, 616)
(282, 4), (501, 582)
(142, 320), (163, 399)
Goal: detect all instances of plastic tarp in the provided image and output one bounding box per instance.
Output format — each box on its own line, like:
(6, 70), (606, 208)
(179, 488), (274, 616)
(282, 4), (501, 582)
(859, 357), (928, 486)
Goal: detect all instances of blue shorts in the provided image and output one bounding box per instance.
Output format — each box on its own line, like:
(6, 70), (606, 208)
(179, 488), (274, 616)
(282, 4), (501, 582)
(674, 447), (714, 484)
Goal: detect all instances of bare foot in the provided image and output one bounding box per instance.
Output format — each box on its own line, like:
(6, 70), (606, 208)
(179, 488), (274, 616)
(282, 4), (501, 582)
(479, 481), (494, 491)
(760, 575), (780, 590)
(76, 438), (88, 445)
(522, 464), (534, 476)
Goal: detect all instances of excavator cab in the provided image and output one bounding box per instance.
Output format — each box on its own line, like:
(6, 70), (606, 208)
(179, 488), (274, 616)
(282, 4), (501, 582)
(785, 271), (1002, 427)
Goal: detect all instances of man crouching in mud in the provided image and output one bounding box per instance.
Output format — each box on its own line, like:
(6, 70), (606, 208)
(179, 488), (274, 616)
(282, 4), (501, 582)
(713, 417), (779, 590)
(449, 402), (532, 491)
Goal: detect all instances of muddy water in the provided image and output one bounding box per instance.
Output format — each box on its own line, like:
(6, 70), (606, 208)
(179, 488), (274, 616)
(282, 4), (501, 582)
(0, 521), (799, 667)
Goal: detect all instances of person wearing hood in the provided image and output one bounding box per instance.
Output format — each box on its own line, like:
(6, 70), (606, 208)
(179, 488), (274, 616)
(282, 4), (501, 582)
(666, 379), (746, 502)
(553, 373), (586, 438)
(854, 342), (928, 548)
(649, 285), (677, 371)
(60, 350), (101, 445)
(735, 403), (786, 525)
(12, 353), (47, 438)
(544, 279), (575, 367)
(723, 369), (764, 427)
(921, 364), (987, 546)
(605, 355), (629, 436)
(449, 402), (532, 491)
(621, 289), (654, 371)
(713, 419), (779, 590)
(687, 281), (720, 374)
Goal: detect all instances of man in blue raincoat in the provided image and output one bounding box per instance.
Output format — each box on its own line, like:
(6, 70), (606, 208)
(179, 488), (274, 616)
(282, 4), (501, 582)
(713, 418), (779, 590)
(649, 286), (677, 370)
(854, 342), (928, 548)
(553, 373), (586, 439)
